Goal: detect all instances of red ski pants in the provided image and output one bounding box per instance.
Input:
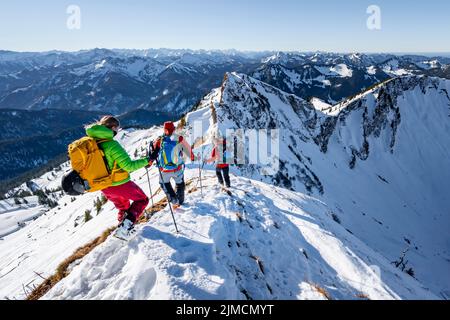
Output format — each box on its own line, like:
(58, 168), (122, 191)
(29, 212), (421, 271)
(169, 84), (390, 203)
(102, 181), (149, 222)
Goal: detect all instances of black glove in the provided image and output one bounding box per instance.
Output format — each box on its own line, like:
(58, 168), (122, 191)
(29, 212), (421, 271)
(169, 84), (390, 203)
(149, 140), (155, 151)
(148, 140), (159, 161)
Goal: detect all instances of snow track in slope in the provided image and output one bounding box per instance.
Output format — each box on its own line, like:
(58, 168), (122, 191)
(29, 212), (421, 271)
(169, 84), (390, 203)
(43, 174), (437, 300)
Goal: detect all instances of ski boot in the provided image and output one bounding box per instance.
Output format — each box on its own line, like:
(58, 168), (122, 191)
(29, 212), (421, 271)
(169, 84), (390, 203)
(113, 213), (136, 241)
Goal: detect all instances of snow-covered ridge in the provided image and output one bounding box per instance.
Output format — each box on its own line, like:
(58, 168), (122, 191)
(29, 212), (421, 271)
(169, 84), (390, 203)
(184, 72), (450, 299)
(1, 70), (449, 300)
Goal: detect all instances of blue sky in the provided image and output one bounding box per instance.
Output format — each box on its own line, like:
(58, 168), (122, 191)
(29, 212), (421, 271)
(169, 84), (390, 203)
(0, 0), (449, 53)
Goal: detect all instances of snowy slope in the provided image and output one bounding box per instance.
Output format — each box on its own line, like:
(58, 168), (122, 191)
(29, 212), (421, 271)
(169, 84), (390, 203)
(0, 197), (46, 238)
(315, 64), (353, 78)
(1, 72), (449, 300)
(42, 172), (436, 300)
(0, 128), (161, 299)
(381, 59), (412, 76)
(319, 76), (450, 298)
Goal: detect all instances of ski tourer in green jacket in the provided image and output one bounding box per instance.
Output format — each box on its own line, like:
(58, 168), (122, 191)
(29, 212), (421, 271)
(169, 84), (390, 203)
(85, 124), (149, 187)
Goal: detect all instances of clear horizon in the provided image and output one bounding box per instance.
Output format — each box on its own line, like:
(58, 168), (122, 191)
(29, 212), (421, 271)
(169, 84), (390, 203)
(1, 0), (449, 53)
(2, 48), (450, 57)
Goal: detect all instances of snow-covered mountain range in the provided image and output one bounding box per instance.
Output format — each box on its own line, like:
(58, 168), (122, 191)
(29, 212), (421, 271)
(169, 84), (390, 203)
(1, 50), (449, 183)
(1, 68), (449, 300)
(0, 49), (260, 114)
(1, 50), (448, 114)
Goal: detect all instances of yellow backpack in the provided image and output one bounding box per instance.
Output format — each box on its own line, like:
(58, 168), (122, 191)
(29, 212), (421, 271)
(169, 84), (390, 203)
(68, 137), (116, 193)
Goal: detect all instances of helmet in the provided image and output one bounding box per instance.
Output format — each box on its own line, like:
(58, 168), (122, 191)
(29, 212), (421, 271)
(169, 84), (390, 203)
(61, 170), (86, 196)
(163, 121), (175, 135)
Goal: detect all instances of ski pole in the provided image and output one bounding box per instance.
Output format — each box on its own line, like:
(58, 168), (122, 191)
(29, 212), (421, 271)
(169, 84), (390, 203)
(145, 167), (154, 208)
(194, 144), (208, 189)
(145, 144), (155, 208)
(197, 153), (203, 197)
(155, 158), (179, 233)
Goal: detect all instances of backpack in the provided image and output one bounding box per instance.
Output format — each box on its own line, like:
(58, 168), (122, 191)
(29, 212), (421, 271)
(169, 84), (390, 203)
(68, 137), (116, 193)
(158, 135), (183, 171)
